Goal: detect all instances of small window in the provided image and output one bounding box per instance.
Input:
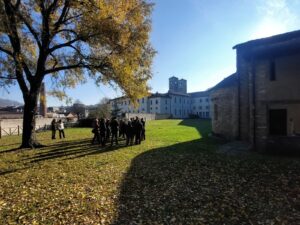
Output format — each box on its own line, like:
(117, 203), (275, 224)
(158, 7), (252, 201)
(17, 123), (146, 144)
(165, 107), (168, 110)
(198, 106), (202, 110)
(156, 100), (158, 104)
(206, 106), (209, 110)
(150, 100), (152, 105)
(270, 60), (276, 81)
(206, 98), (209, 102)
(199, 99), (202, 103)
(165, 99), (168, 104)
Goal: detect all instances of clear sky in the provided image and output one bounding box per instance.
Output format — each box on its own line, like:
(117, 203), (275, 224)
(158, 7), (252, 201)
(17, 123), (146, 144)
(1, 0), (300, 106)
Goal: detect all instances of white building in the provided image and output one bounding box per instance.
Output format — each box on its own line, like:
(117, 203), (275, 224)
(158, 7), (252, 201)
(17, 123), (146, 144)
(110, 76), (211, 119)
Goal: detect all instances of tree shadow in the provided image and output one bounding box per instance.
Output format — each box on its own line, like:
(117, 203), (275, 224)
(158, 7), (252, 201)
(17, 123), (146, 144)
(22, 138), (129, 164)
(113, 120), (297, 224)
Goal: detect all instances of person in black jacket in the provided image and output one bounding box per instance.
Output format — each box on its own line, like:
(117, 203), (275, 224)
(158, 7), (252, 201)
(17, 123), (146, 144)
(134, 117), (143, 145)
(92, 118), (101, 144)
(105, 119), (111, 142)
(110, 117), (119, 146)
(141, 118), (146, 141)
(125, 120), (134, 146)
(99, 118), (107, 146)
(51, 119), (57, 139)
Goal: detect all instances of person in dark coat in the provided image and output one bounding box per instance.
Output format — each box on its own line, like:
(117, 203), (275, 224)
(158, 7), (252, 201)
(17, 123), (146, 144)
(134, 117), (143, 145)
(105, 119), (111, 142)
(110, 117), (119, 146)
(141, 118), (146, 141)
(51, 119), (57, 139)
(119, 119), (125, 139)
(92, 118), (101, 144)
(99, 118), (107, 146)
(125, 120), (134, 146)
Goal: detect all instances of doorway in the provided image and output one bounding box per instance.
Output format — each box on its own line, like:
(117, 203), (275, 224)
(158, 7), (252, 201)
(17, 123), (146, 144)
(269, 109), (287, 135)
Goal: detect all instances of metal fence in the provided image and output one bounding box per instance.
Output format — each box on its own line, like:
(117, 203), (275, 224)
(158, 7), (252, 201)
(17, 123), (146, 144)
(0, 122), (78, 138)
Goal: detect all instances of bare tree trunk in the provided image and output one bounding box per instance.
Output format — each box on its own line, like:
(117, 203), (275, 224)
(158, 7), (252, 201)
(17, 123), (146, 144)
(20, 93), (43, 148)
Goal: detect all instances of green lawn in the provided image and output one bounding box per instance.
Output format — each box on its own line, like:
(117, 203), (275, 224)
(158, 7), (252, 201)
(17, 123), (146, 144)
(0, 119), (299, 224)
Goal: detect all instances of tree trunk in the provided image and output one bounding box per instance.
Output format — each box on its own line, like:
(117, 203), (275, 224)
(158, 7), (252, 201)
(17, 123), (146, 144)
(20, 93), (43, 148)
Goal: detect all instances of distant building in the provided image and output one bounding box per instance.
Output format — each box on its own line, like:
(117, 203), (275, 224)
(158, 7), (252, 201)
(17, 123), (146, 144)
(211, 30), (300, 152)
(110, 77), (211, 119)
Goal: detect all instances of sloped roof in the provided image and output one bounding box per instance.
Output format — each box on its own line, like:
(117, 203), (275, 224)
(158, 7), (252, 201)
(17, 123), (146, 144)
(189, 91), (210, 97)
(233, 29), (300, 49)
(211, 73), (237, 91)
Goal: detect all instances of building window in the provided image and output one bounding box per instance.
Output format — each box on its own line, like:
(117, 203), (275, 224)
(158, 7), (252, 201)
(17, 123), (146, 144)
(155, 107), (158, 110)
(165, 99), (168, 104)
(150, 107), (152, 110)
(165, 107), (168, 110)
(193, 106), (196, 110)
(270, 60), (276, 81)
(206, 106), (209, 110)
(142, 98), (144, 103)
(156, 100), (158, 104)
(150, 100), (152, 105)
(206, 98), (209, 102)
(206, 112), (209, 118)
(198, 106), (202, 110)
(199, 99), (202, 103)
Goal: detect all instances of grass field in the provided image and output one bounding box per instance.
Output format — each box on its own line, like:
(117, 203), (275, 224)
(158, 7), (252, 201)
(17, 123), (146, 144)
(0, 119), (299, 224)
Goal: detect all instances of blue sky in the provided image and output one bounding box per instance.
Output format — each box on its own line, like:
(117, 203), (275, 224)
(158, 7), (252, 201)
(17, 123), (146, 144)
(2, 0), (300, 106)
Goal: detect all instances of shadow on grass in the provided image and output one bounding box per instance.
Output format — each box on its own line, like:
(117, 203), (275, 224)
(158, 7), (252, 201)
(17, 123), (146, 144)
(113, 119), (226, 224)
(22, 138), (129, 164)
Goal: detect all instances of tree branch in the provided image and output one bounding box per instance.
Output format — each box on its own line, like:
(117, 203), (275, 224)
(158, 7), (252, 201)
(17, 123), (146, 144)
(0, 46), (13, 57)
(0, 75), (17, 80)
(48, 37), (81, 54)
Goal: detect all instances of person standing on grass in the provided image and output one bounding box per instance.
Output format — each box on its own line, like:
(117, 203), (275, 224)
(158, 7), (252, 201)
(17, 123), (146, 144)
(125, 120), (134, 146)
(51, 118), (57, 139)
(92, 118), (101, 144)
(110, 117), (119, 146)
(141, 118), (146, 141)
(134, 117), (143, 145)
(106, 119), (111, 142)
(58, 120), (65, 139)
(119, 119), (125, 139)
(99, 118), (107, 147)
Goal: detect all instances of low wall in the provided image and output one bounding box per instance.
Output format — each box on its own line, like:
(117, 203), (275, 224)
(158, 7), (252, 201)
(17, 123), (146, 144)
(124, 113), (170, 121)
(0, 118), (76, 137)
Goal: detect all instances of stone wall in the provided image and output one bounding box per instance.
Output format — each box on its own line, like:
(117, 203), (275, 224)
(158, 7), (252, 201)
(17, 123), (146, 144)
(238, 50), (300, 151)
(211, 86), (238, 140)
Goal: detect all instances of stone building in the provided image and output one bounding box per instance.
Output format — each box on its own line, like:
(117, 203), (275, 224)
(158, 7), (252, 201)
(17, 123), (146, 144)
(210, 74), (238, 140)
(211, 30), (300, 152)
(110, 76), (211, 119)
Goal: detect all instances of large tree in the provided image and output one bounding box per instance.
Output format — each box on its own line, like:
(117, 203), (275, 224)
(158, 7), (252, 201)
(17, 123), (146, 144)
(0, 0), (155, 148)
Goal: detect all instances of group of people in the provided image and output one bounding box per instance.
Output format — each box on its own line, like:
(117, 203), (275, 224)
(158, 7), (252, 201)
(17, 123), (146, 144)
(92, 117), (146, 147)
(51, 119), (66, 139)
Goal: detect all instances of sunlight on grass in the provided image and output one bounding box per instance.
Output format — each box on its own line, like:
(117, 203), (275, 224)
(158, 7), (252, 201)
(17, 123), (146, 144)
(0, 119), (299, 224)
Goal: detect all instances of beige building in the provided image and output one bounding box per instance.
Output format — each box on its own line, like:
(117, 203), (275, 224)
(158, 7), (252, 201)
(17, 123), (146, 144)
(211, 30), (300, 152)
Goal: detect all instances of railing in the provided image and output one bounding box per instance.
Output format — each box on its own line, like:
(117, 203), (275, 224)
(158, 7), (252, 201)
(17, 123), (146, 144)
(0, 122), (78, 138)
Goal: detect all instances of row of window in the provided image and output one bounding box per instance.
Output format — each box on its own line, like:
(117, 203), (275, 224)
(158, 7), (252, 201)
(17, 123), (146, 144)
(193, 106), (210, 110)
(197, 112), (210, 118)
